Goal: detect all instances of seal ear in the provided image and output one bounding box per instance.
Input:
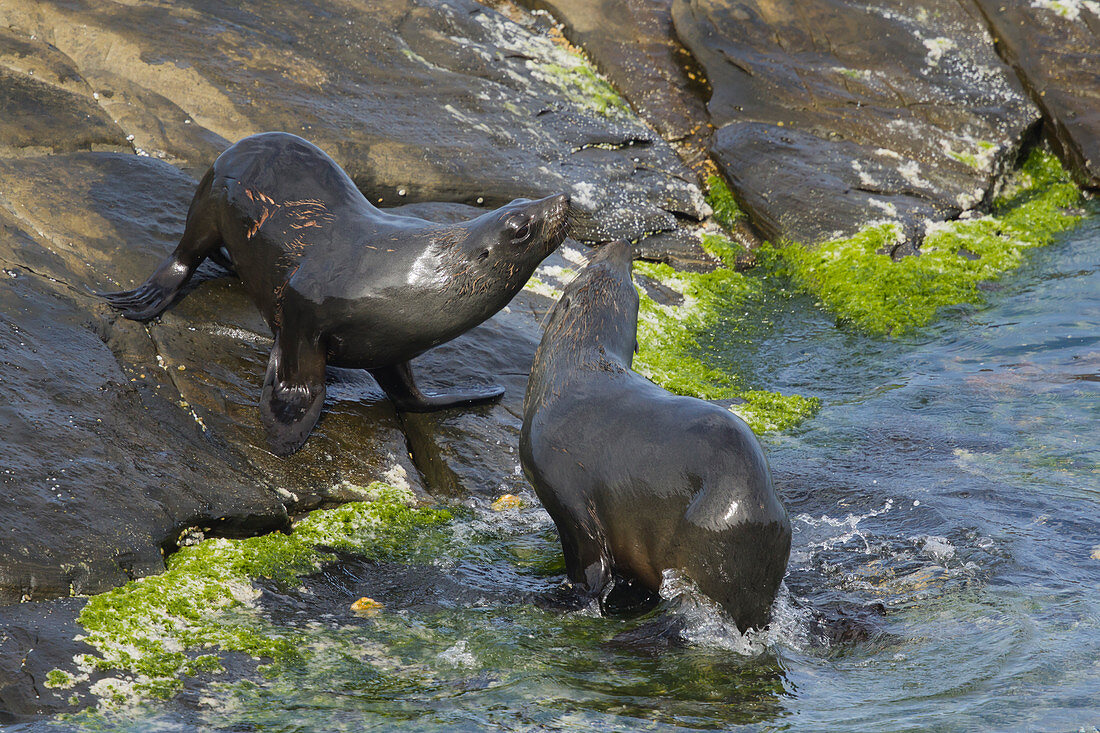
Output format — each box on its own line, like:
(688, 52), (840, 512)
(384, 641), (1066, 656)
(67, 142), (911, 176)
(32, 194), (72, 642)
(260, 332), (327, 456)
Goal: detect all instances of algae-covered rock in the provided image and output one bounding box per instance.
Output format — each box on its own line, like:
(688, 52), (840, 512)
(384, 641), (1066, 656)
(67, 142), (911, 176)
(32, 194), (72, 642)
(632, 241), (821, 432)
(672, 0), (1040, 249)
(759, 148), (1087, 336)
(28, 484), (450, 710)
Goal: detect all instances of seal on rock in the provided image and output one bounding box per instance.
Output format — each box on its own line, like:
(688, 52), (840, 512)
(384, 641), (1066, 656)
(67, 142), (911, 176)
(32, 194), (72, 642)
(103, 132), (571, 455)
(520, 240), (791, 631)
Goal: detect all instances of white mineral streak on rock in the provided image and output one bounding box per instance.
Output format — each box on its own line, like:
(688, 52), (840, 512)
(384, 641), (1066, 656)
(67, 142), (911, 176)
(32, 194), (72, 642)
(560, 244), (589, 266)
(922, 36), (956, 66)
(868, 199), (899, 218)
(570, 181), (598, 209)
(851, 159), (879, 188)
(383, 463), (412, 493)
(1031, 0), (1100, 21)
(898, 159), (932, 189)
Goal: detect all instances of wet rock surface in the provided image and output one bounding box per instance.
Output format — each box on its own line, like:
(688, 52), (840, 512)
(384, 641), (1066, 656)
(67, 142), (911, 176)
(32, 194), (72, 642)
(400, 289), (550, 499)
(672, 0), (1040, 246)
(0, 264), (288, 603)
(0, 599), (96, 720)
(512, 0), (712, 159)
(973, 0), (1100, 189)
(1, 0), (705, 240)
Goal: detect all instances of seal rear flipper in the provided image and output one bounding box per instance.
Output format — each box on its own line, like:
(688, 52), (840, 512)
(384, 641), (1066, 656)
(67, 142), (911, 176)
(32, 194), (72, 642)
(102, 168), (224, 321)
(260, 333), (327, 456)
(369, 361), (504, 412)
(99, 255), (197, 322)
(559, 527), (612, 597)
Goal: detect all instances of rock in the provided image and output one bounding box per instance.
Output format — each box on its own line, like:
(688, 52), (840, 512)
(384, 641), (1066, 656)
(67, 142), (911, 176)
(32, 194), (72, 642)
(636, 228), (720, 272)
(0, 150), (424, 600)
(0, 599), (96, 720)
(671, 0), (1040, 247)
(0, 263), (289, 602)
(512, 0), (712, 157)
(399, 291), (548, 499)
(973, 0), (1100, 189)
(0, 28), (128, 156)
(3, 0), (706, 242)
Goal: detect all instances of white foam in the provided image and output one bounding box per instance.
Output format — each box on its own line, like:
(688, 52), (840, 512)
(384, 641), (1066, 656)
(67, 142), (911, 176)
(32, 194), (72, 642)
(437, 640), (478, 667)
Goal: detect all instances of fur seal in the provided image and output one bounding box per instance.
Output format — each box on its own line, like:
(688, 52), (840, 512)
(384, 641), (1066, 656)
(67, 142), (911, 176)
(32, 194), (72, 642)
(103, 132), (571, 455)
(520, 240), (791, 631)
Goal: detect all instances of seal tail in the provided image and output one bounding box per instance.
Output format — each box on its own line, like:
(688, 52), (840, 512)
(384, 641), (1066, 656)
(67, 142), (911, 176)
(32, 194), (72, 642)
(100, 169), (223, 321)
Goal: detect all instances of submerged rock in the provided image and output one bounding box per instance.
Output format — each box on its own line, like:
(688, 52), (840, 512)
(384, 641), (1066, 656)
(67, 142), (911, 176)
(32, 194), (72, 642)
(671, 0), (1040, 249)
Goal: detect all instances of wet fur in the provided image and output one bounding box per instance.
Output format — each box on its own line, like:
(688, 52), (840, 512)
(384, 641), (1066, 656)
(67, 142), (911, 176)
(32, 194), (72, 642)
(521, 241), (792, 632)
(103, 132), (572, 455)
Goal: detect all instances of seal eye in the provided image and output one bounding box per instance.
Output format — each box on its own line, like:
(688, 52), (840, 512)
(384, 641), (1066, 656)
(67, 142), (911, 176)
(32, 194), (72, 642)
(477, 249), (490, 262)
(512, 222), (531, 243)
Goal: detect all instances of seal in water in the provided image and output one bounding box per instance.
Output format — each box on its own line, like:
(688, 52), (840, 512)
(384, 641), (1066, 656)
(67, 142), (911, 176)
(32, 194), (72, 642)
(520, 240), (791, 631)
(103, 132), (571, 455)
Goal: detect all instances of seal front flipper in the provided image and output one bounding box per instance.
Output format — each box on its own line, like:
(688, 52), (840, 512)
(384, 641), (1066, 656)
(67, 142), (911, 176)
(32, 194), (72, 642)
(368, 361), (504, 413)
(260, 331), (327, 456)
(560, 525), (612, 596)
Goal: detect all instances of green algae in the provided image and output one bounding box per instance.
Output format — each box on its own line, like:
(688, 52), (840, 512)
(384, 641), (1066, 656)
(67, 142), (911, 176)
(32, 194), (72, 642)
(706, 174), (745, 232)
(539, 62), (629, 118)
(633, 258), (759, 400)
(946, 150), (982, 169)
(632, 237), (820, 433)
(759, 148), (1087, 337)
(44, 669), (76, 689)
(700, 232), (747, 268)
(734, 390), (823, 435)
(53, 483), (451, 706)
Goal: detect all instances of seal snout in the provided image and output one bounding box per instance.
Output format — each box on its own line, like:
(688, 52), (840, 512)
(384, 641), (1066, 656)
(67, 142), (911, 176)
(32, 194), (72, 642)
(529, 191), (574, 250)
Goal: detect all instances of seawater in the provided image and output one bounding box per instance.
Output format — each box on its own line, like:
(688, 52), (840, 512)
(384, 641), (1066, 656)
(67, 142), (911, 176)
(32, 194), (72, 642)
(19, 214), (1100, 731)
